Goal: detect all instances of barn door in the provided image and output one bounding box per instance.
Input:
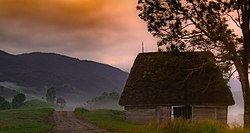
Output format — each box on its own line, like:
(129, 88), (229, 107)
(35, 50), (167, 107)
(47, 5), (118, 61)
(173, 106), (192, 119)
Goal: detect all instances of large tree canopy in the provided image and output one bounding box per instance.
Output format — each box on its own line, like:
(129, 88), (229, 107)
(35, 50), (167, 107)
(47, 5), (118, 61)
(137, 0), (250, 127)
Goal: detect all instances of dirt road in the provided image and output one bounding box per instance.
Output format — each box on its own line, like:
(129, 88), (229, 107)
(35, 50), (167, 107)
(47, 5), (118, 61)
(47, 111), (112, 133)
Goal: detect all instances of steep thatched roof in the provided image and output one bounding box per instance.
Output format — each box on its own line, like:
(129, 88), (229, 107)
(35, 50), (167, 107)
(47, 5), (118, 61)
(119, 52), (235, 106)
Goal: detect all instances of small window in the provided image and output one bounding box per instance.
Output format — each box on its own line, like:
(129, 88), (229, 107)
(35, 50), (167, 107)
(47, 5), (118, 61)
(171, 105), (192, 119)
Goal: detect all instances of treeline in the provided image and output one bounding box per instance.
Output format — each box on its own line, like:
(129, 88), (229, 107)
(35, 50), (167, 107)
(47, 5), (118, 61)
(0, 93), (26, 110)
(87, 91), (120, 103)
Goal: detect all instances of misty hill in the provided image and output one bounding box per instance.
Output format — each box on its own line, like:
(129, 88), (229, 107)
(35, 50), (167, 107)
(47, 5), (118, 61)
(0, 50), (128, 105)
(0, 85), (19, 100)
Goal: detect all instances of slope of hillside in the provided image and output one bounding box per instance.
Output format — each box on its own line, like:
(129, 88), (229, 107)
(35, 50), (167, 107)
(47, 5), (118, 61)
(0, 50), (128, 105)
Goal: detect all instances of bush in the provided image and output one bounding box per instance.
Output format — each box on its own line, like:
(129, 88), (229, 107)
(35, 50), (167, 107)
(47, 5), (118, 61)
(12, 93), (26, 109)
(75, 107), (90, 113)
(0, 96), (10, 110)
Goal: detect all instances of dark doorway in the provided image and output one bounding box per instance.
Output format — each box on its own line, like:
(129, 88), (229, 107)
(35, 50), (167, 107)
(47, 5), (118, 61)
(173, 106), (192, 119)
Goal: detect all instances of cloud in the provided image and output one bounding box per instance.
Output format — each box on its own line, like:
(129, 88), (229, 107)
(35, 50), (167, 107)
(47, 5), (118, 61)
(0, 0), (157, 71)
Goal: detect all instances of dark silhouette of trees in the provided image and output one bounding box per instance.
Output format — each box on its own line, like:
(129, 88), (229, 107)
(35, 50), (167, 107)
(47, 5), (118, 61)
(46, 87), (56, 104)
(137, 0), (250, 127)
(12, 93), (26, 109)
(56, 97), (66, 109)
(0, 96), (10, 110)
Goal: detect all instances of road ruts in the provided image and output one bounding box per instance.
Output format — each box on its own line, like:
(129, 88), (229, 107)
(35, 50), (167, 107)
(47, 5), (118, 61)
(46, 111), (113, 133)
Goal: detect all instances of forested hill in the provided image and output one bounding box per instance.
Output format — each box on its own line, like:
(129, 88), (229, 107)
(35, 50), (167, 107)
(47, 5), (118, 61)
(0, 50), (128, 104)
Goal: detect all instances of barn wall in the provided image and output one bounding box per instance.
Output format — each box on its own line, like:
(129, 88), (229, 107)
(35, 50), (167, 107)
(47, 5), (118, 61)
(125, 106), (171, 123)
(193, 106), (227, 123)
(156, 106), (171, 122)
(125, 106), (156, 122)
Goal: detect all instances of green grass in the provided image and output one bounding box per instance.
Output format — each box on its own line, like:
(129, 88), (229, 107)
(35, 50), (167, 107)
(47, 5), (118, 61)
(0, 108), (54, 133)
(134, 119), (250, 133)
(0, 99), (55, 133)
(74, 108), (143, 132)
(21, 99), (58, 109)
(75, 108), (250, 133)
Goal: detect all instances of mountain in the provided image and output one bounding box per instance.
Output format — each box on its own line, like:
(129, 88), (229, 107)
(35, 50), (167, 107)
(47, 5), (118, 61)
(0, 50), (128, 106)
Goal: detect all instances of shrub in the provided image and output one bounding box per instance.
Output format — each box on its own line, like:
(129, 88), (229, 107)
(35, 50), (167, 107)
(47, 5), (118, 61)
(75, 107), (90, 113)
(0, 96), (10, 110)
(12, 93), (26, 109)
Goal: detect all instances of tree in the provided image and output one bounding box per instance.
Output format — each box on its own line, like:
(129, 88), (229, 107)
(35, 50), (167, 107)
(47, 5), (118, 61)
(0, 96), (10, 110)
(56, 97), (66, 109)
(137, 0), (250, 127)
(12, 93), (26, 109)
(46, 87), (56, 104)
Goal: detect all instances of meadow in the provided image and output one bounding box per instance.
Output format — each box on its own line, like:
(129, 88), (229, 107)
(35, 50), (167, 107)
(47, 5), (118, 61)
(0, 100), (54, 133)
(75, 107), (250, 133)
(74, 107), (144, 132)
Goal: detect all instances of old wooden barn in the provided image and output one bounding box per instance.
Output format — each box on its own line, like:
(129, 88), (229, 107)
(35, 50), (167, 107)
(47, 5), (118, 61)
(119, 52), (235, 123)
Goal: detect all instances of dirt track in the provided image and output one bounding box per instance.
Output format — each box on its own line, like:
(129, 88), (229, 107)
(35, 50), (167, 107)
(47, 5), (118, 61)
(47, 111), (112, 133)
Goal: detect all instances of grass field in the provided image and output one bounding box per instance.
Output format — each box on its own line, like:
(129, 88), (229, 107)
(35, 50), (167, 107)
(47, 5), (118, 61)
(21, 99), (58, 109)
(74, 108), (144, 132)
(75, 108), (250, 133)
(0, 99), (54, 133)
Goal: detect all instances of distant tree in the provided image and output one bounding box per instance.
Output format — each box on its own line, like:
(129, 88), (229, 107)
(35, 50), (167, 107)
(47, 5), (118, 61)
(109, 90), (120, 97)
(89, 91), (120, 103)
(56, 97), (66, 109)
(0, 96), (10, 110)
(46, 87), (56, 104)
(12, 93), (26, 109)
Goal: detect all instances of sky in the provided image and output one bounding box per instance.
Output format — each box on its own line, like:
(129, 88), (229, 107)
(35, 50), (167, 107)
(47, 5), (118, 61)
(0, 0), (158, 72)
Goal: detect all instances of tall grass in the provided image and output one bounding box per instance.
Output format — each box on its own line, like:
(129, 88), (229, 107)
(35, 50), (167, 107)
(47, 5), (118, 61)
(134, 119), (250, 133)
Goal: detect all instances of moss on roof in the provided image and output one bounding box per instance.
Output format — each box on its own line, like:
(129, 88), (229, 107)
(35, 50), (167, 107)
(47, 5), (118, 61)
(119, 52), (235, 106)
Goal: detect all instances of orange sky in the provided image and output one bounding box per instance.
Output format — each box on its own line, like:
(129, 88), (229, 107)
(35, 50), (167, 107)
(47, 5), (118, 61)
(0, 0), (157, 71)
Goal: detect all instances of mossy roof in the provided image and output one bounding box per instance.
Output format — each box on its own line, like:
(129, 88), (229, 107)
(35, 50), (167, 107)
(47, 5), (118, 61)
(119, 52), (235, 106)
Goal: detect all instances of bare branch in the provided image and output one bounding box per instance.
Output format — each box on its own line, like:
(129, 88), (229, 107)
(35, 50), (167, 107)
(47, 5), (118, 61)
(181, 23), (194, 30)
(228, 69), (237, 79)
(180, 33), (205, 39)
(226, 13), (242, 28)
(236, 9), (242, 28)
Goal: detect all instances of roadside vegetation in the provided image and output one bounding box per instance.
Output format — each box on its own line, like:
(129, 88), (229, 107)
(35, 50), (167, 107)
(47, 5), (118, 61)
(75, 107), (250, 133)
(134, 119), (250, 133)
(74, 107), (143, 132)
(0, 99), (54, 133)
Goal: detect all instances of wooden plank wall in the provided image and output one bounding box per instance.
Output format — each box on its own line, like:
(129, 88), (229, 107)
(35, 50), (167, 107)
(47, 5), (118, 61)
(125, 106), (227, 123)
(125, 108), (156, 122)
(125, 106), (171, 123)
(156, 106), (171, 122)
(193, 106), (227, 123)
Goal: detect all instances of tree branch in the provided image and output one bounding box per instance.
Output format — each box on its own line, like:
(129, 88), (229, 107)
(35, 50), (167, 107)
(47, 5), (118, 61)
(226, 13), (242, 28)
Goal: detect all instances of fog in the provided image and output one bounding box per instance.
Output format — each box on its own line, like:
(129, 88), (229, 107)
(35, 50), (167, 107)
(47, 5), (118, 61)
(0, 79), (245, 126)
(228, 79), (244, 127)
